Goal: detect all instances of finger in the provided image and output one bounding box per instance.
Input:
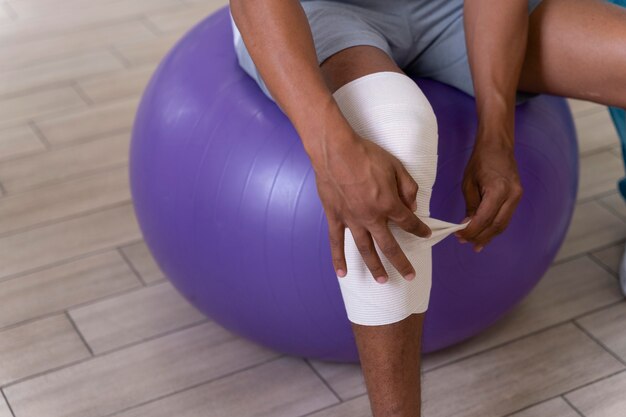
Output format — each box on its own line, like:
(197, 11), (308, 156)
(463, 177), (481, 219)
(458, 185), (506, 242)
(369, 222), (416, 281)
(327, 216), (347, 277)
(471, 189), (522, 249)
(349, 224), (390, 284)
(387, 200), (432, 238)
(394, 161), (419, 212)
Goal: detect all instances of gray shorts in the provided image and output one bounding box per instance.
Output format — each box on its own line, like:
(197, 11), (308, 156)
(230, 0), (544, 104)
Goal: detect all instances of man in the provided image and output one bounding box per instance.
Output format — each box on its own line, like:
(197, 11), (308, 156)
(230, 0), (626, 415)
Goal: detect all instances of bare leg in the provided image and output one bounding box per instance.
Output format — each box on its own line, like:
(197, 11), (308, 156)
(519, 0), (626, 107)
(320, 45), (423, 417)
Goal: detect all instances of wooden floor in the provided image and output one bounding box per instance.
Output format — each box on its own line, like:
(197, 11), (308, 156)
(1, 0), (626, 416)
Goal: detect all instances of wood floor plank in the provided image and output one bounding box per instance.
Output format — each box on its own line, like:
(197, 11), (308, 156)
(591, 242), (622, 275)
(555, 200), (626, 262)
(305, 395), (372, 417)
(145, 2), (224, 34)
(3, 322), (278, 417)
(422, 255), (623, 371)
(0, 0), (182, 45)
(113, 32), (182, 67)
(0, 203), (141, 281)
(0, 87), (86, 126)
(35, 98), (139, 145)
(0, 124), (45, 161)
(577, 302), (626, 362)
(0, 50), (124, 97)
(566, 371), (626, 417)
(421, 323), (624, 417)
(0, 166), (130, 235)
(574, 108), (621, 155)
(69, 282), (205, 354)
(307, 360), (365, 401)
(507, 398), (580, 417)
(599, 191), (626, 221)
(0, 251), (141, 329)
(0, 20), (155, 72)
(77, 65), (155, 103)
(112, 357), (338, 417)
(0, 393), (11, 417)
(0, 131), (129, 193)
(567, 98), (606, 118)
(120, 241), (165, 284)
(579, 151), (625, 201)
(0, 315), (90, 386)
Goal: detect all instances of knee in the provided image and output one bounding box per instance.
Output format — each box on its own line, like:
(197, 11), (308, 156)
(331, 70), (439, 193)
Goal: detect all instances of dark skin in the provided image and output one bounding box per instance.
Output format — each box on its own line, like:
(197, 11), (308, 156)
(230, 0), (626, 415)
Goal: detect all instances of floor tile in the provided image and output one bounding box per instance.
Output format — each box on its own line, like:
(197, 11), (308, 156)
(145, 2), (224, 34)
(0, 125), (45, 161)
(421, 323), (624, 417)
(574, 108), (620, 155)
(69, 282), (205, 354)
(113, 357), (338, 417)
(0, 87), (85, 126)
(4, 321), (278, 417)
(0, 251), (141, 329)
(507, 398), (580, 417)
(577, 302), (626, 362)
(422, 255), (623, 371)
(555, 200), (626, 262)
(0, 20), (155, 72)
(35, 97), (139, 145)
(0, 0), (180, 44)
(0, 166), (130, 235)
(120, 241), (165, 284)
(0, 203), (141, 280)
(305, 395), (372, 417)
(0, 315), (90, 386)
(308, 359), (365, 400)
(0, 131), (128, 193)
(566, 371), (626, 417)
(0, 393), (11, 417)
(0, 50), (124, 97)
(114, 33), (181, 67)
(77, 65), (155, 103)
(578, 151), (625, 201)
(567, 99), (605, 118)
(591, 242), (623, 275)
(599, 191), (626, 220)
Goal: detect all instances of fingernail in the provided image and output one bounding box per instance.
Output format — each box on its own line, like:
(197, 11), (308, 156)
(337, 269), (346, 278)
(475, 245), (483, 253)
(459, 238), (467, 243)
(376, 276), (388, 284)
(405, 272), (415, 281)
(411, 201), (417, 211)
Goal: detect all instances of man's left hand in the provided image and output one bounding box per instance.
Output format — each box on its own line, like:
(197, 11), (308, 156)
(455, 135), (524, 252)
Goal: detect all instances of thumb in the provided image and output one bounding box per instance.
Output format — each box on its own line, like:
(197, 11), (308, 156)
(395, 163), (419, 212)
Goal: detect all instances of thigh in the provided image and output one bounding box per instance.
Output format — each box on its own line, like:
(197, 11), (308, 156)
(519, 0), (626, 107)
(230, 1), (399, 101)
(403, 0), (545, 105)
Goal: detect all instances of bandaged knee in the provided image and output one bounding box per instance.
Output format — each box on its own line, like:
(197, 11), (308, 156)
(331, 71), (471, 326)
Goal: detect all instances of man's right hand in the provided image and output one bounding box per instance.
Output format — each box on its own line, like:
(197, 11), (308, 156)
(312, 132), (433, 284)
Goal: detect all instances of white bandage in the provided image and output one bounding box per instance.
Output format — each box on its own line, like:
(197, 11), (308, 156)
(332, 71), (472, 326)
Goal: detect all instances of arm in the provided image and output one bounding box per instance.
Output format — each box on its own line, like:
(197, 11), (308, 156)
(229, 0), (432, 281)
(454, 0), (526, 250)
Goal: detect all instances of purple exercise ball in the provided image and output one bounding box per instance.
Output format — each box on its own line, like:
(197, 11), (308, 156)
(129, 6), (579, 363)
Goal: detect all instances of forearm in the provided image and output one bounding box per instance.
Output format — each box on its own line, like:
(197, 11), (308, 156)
(229, 0), (356, 164)
(463, 0), (529, 148)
